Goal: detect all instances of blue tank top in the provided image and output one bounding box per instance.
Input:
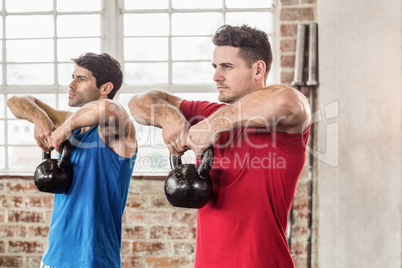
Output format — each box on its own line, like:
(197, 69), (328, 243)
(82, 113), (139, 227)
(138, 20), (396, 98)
(42, 126), (136, 268)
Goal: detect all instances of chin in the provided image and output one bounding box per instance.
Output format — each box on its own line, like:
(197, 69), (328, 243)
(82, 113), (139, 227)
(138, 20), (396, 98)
(218, 95), (236, 104)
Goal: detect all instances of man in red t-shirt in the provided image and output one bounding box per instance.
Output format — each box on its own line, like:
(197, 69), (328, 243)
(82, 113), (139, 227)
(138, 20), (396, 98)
(129, 24), (311, 268)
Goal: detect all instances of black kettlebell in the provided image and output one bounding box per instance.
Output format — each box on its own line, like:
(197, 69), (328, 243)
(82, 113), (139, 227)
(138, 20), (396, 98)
(164, 146), (214, 209)
(33, 140), (73, 194)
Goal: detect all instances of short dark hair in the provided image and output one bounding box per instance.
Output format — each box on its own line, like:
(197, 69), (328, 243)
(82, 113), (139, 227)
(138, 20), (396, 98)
(72, 53), (123, 100)
(213, 24), (273, 79)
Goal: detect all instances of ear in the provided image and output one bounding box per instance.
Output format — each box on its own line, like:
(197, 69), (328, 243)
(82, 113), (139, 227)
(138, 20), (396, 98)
(254, 60), (266, 81)
(100, 82), (114, 97)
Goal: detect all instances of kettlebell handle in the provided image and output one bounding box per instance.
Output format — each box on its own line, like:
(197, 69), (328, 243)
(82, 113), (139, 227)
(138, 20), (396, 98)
(169, 153), (182, 169)
(198, 146), (214, 177)
(42, 151), (51, 160)
(169, 146), (214, 176)
(59, 140), (72, 168)
(41, 140), (72, 169)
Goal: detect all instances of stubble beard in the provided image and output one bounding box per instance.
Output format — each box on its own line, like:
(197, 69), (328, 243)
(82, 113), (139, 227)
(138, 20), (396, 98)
(68, 90), (101, 107)
(218, 86), (252, 104)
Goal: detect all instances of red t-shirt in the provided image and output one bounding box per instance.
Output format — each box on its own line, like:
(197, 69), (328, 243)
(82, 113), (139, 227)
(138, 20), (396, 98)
(180, 100), (310, 268)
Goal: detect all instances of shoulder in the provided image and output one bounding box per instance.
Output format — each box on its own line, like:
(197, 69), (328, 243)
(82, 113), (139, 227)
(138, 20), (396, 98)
(264, 84), (311, 134)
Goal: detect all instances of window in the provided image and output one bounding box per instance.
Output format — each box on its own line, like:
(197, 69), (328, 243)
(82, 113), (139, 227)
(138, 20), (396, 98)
(0, 0), (275, 175)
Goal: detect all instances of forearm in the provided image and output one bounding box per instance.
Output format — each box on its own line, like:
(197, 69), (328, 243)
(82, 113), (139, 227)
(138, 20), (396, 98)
(62, 100), (116, 135)
(128, 90), (183, 128)
(129, 90), (190, 155)
(52, 99), (137, 156)
(7, 96), (52, 125)
(207, 85), (309, 134)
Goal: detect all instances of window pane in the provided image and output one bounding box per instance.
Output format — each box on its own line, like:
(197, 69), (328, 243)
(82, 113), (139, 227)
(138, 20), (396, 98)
(226, 0), (273, 8)
(134, 125), (165, 147)
(0, 121), (4, 144)
(172, 0), (222, 9)
(6, 0), (52, 12)
(226, 12), (273, 34)
(0, 95), (4, 118)
(7, 64), (54, 85)
(172, 37), (213, 60)
(132, 123), (150, 147)
(7, 120), (35, 145)
(125, 0), (167, 10)
(0, 147), (4, 169)
(124, 14), (169, 36)
(172, 13), (223, 35)
(7, 40), (54, 62)
(125, 63), (168, 84)
(58, 63), (75, 86)
(125, 37), (168, 61)
(58, 94), (79, 113)
(57, 38), (101, 61)
(8, 146), (42, 171)
(57, 15), (100, 37)
(173, 62), (214, 84)
(57, 0), (101, 11)
(133, 147), (170, 175)
(6, 15), (53, 38)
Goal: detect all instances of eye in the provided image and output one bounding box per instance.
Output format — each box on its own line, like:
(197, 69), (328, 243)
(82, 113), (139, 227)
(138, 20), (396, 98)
(223, 64), (232, 69)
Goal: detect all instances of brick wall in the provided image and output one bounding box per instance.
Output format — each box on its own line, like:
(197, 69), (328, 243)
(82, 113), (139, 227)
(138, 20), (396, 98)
(279, 0), (317, 268)
(0, 177), (196, 268)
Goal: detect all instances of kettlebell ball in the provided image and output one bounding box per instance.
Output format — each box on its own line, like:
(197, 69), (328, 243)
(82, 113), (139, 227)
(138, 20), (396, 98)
(165, 146), (214, 209)
(33, 140), (73, 194)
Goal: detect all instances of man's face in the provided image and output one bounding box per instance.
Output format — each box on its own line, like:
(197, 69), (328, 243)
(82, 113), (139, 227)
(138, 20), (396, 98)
(68, 66), (101, 107)
(212, 46), (256, 104)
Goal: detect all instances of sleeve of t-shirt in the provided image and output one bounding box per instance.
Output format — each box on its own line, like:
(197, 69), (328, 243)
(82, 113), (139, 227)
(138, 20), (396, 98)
(180, 100), (226, 126)
(271, 125), (311, 155)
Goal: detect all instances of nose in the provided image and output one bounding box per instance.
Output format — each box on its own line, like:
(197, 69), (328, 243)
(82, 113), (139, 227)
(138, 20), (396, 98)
(69, 79), (76, 89)
(213, 68), (223, 83)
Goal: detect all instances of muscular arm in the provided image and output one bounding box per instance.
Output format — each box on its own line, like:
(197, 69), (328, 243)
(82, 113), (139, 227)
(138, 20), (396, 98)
(7, 95), (71, 152)
(128, 90), (189, 155)
(187, 85), (311, 157)
(52, 99), (137, 158)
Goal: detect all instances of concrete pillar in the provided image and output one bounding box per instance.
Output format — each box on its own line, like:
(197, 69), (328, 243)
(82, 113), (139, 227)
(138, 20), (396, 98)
(316, 0), (402, 267)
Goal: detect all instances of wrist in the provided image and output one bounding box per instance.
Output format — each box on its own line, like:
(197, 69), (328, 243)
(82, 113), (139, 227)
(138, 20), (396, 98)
(208, 108), (233, 134)
(62, 118), (74, 139)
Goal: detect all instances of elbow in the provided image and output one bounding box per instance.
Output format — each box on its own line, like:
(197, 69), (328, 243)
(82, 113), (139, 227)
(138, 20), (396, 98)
(128, 95), (139, 115)
(128, 96), (145, 124)
(7, 95), (22, 108)
(6, 96), (15, 108)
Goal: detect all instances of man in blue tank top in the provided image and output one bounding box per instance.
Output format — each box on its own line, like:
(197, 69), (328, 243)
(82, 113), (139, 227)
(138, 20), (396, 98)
(7, 53), (138, 268)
